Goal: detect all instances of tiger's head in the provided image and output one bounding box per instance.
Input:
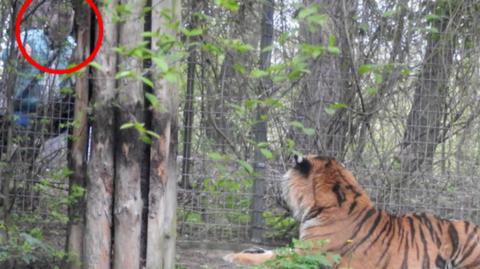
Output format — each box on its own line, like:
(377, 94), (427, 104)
(282, 155), (373, 223)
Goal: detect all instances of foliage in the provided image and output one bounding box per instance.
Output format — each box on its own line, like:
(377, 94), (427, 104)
(262, 211), (298, 239)
(0, 223), (65, 267)
(0, 167), (84, 267)
(255, 239), (341, 269)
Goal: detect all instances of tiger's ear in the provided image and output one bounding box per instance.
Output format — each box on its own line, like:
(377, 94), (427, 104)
(293, 154), (311, 176)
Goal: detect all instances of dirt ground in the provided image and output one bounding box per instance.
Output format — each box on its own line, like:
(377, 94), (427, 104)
(177, 249), (245, 269)
(176, 242), (270, 269)
(176, 248), (246, 269)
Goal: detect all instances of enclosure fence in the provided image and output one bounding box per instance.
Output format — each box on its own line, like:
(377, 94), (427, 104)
(1, 1), (480, 268)
(176, 63), (480, 246)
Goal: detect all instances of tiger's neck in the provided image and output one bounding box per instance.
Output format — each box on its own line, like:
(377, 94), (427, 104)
(299, 199), (377, 244)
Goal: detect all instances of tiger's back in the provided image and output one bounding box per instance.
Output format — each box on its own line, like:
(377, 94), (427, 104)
(322, 209), (480, 268)
(225, 155), (480, 268)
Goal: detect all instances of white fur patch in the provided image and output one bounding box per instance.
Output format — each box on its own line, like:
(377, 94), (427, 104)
(300, 218), (320, 239)
(281, 170), (313, 222)
(223, 253), (235, 263)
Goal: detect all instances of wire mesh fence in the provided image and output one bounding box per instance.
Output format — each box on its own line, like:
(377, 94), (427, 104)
(176, 59), (480, 248)
(0, 0), (480, 268)
(174, 0), (480, 251)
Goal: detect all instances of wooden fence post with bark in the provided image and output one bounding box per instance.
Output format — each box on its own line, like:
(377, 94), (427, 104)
(82, 0), (179, 268)
(146, 0), (180, 268)
(83, 0), (118, 267)
(65, 1), (91, 268)
(250, 0), (274, 243)
(112, 0), (146, 267)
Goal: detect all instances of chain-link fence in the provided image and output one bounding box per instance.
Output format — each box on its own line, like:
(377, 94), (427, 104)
(0, 2), (76, 260)
(176, 80), (480, 249)
(1, 0), (480, 268)
(177, 47), (480, 252)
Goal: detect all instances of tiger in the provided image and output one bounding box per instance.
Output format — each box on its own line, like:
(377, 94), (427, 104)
(224, 155), (480, 268)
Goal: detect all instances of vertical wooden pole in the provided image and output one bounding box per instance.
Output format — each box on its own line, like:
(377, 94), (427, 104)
(146, 0), (179, 268)
(112, 0), (146, 268)
(66, 1), (91, 268)
(83, 0), (118, 267)
(250, 0), (274, 243)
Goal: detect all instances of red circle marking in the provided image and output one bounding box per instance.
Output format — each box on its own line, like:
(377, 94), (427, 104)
(15, 0), (104, 74)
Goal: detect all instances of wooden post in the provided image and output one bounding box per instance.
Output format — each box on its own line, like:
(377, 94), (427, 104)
(83, 0), (118, 267)
(112, 0), (146, 267)
(65, 1), (91, 268)
(82, 0), (179, 268)
(250, 0), (274, 243)
(146, 0), (179, 268)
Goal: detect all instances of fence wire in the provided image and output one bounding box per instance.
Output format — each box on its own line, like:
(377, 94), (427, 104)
(176, 57), (480, 246)
(0, 1), (480, 268)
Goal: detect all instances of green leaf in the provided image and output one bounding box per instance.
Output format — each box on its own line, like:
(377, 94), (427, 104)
(290, 121), (304, 129)
(257, 142), (270, 148)
(153, 55), (169, 72)
(308, 14), (328, 26)
(215, 0), (239, 11)
(226, 39), (254, 53)
(115, 70), (134, 79)
(89, 61), (103, 71)
(401, 68), (411, 76)
(358, 64), (374, 75)
(145, 130), (160, 139)
(325, 102), (348, 115)
(120, 122), (135, 129)
(329, 102), (348, 109)
(278, 32), (289, 45)
(164, 72), (178, 83)
(297, 6), (317, 19)
(59, 87), (73, 94)
(301, 44), (324, 58)
(202, 43), (223, 56)
(367, 87), (378, 96)
(260, 148), (273, 160)
(182, 27), (203, 37)
(327, 46), (340, 55)
(139, 76), (154, 88)
(425, 14), (441, 22)
(145, 92), (160, 109)
(251, 68), (269, 78)
(238, 160), (254, 174)
(326, 34), (340, 55)
(426, 27), (439, 34)
(208, 152), (223, 161)
(328, 35), (336, 47)
(233, 63), (246, 74)
(383, 10), (396, 18)
(261, 45), (275, 53)
(374, 73), (383, 84)
(303, 128), (315, 136)
(115, 3), (133, 16)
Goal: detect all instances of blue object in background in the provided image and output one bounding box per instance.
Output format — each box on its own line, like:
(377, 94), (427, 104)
(14, 112), (30, 127)
(1, 29), (76, 125)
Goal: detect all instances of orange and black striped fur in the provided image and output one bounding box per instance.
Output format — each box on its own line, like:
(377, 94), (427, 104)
(224, 155), (480, 268)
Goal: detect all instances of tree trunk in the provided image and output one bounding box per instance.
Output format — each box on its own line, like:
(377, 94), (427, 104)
(112, 0), (147, 268)
(294, 0), (357, 159)
(207, 0), (261, 152)
(181, 0), (202, 189)
(83, 0), (118, 267)
(399, 3), (458, 177)
(250, 0), (274, 243)
(146, 0), (179, 268)
(0, 4), (19, 268)
(65, 2), (91, 268)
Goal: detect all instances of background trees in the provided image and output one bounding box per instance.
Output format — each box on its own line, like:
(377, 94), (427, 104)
(0, 0), (479, 268)
(176, 0), (480, 247)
